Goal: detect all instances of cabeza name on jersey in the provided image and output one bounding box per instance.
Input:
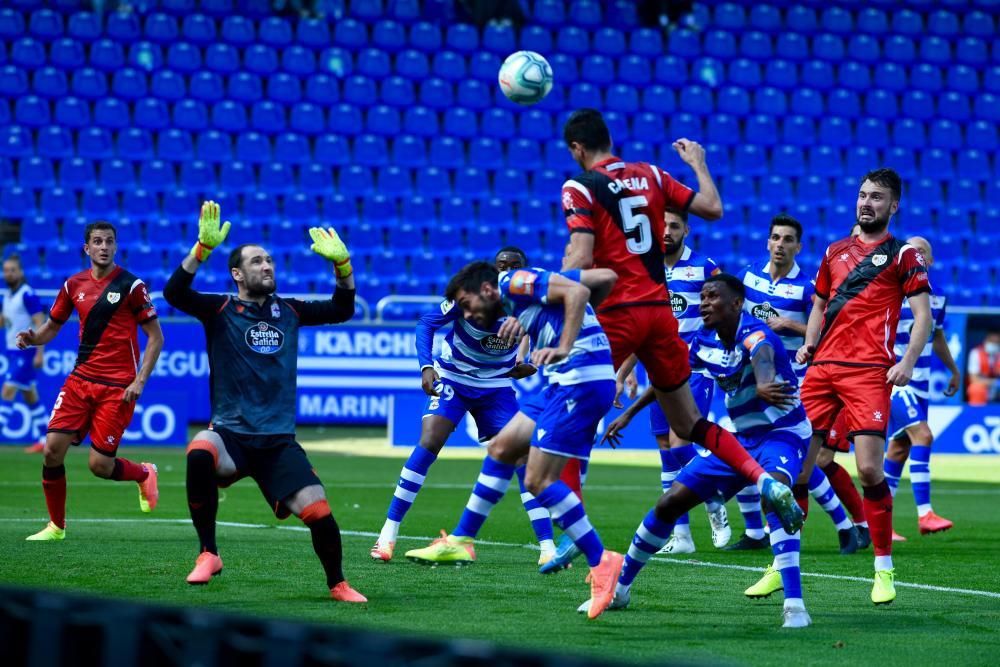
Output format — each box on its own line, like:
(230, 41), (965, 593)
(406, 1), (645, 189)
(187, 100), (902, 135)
(607, 177), (649, 194)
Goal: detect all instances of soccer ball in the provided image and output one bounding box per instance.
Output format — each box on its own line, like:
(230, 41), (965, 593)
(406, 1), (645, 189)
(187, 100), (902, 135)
(498, 51), (554, 106)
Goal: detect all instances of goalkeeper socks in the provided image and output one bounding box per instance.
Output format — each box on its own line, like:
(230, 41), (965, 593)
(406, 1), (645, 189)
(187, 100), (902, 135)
(910, 445), (933, 516)
(516, 465), (554, 544)
(767, 512), (803, 604)
(621, 508), (675, 586)
(808, 466), (852, 530)
(382, 445), (437, 542)
(883, 456), (904, 499)
(821, 461), (866, 524)
(187, 450), (219, 554)
(690, 419), (766, 484)
(559, 457), (584, 503)
(736, 484), (766, 539)
(300, 500), (345, 588)
(579, 458), (589, 487)
(111, 458), (149, 482)
(863, 481), (894, 558)
(535, 481), (604, 567)
(793, 483), (810, 519)
(453, 456), (515, 538)
(42, 464), (67, 529)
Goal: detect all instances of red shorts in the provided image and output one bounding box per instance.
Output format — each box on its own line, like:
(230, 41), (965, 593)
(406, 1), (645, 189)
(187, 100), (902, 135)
(800, 363), (891, 442)
(47, 374), (136, 456)
(826, 410), (851, 453)
(598, 304), (690, 391)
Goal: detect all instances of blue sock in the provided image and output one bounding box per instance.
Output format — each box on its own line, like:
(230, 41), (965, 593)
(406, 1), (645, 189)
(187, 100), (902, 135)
(621, 508), (674, 587)
(671, 444), (696, 466)
(660, 449), (690, 531)
(386, 446), (437, 524)
(535, 480), (604, 567)
(453, 456), (516, 538)
(767, 512), (802, 605)
(883, 456), (904, 499)
(516, 464), (554, 544)
(910, 445), (933, 515)
(736, 484), (766, 539)
(808, 466), (852, 530)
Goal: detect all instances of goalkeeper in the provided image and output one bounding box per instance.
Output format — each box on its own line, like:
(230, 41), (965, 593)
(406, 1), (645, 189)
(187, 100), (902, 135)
(163, 201), (365, 602)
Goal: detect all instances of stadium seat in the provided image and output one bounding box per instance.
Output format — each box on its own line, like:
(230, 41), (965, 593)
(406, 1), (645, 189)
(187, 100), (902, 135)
(417, 165), (450, 199)
(271, 132), (309, 166)
(806, 146), (843, 178)
(367, 20), (402, 53)
(209, 99), (247, 133)
(732, 144), (767, 177)
(632, 112), (666, 144)
(357, 47), (391, 79)
(884, 36), (916, 63)
(13, 95), (49, 129)
(432, 51), (466, 82)
(401, 105), (438, 138)
(910, 63), (942, 93)
(786, 6), (816, 33)
(329, 103), (363, 136)
(667, 28), (699, 59)
(409, 21), (441, 52)
(839, 62), (871, 92)
(458, 166), (491, 201)
(145, 13), (180, 43)
(864, 89), (898, 120)
(883, 146), (917, 180)
(245, 44), (279, 75)
(901, 90), (934, 121)
(968, 120), (998, 152)
(268, 73), (302, 105)
(219, 160), (253, 191)
(173, 99), (209, 132)
(974, 93), (1000, 123)
(445, 23), (478, 53)
(151, 69), (186, 101)
(857, 8), (889, 34)
(468, 137), (503, 170)
(507, 138), (542, 170)
(920, 36), (951, 65)
(187, 71), (223, 103)
(929, 119), (962, 150)
(299, 163), (332, 194)
(606, 83), (640, 114)
(18, 156), (55, 189)
(939, 91), (971, 122)
(70, 67), (107, 99)
(59, 156), (96, 190)
(728, 58), (760, 88)
(116, 128), (155, 160)
(653, 55), (687, 87)
(95, 158), (133, 193)
(390, 135), (426, 168)
(716, 86), (749, 116)
(40, 188), (77, 221)
(158, 128), (195, 161)
(75, 126), (113, 159)
(482, 22), (516, 54)
(221, 15), (255, 46)
(780, 115), (815, 146)
(67, 11), (101, 42)
(196, 130), (232, 163)
(775, 32), (808, 61)
(235, 131), (272, 164)
(481, 108), (516, 140)
(813, 35), (845, 62)
(259, 162), (293, 193)
(856, 118), (889, 149)
(182, 13), (216, 44)
(919, 147), (954, 181)
(957, 37), (988, 67)
(89, 38), (125, 72)
(704, 30), (736, 59)
(418, 78), (453, 109)
(956, 149), (991, 182)
(443, 107), (477, 139)
(593, 27), (626, 58)
(165, 42), (201, 74)
(910, 178), (943, 208)
(802, 61), (834, 91)
(259, 16), (292, 47)
(373, 71), (412, 104)
(845, 148), (876, 186)
(134, 98), (170, 130)
(49, 37), (85, 70)
(891, 8), (923, 36)
(770, 145), (805, 178)
(94, 98), (130, 130)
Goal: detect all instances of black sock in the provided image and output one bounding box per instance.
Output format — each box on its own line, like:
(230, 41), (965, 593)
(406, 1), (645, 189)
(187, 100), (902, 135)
(307, 514), (345, 588)
(186, 450), (218, 554)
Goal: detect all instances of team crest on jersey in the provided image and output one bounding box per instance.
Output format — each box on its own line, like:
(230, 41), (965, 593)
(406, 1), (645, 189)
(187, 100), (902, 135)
(751, 303), (779, 321)
(872, 254), (888, 266)
(669, 292), (687, 313)
(509, 270), (536, 296)
(271, 302), (280, 319)
(245, 321), (284, 354)
(106, 292), (120, 304)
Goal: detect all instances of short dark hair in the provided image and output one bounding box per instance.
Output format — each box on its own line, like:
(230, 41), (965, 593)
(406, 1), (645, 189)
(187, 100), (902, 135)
(769, 214), (803, 242)
(704, 273), (746, 300)
(861, 167), (902, 202)
(84, 221), (116, 243)
(494, 246), (528, 264)
(563, 108), (612, 152)
(228, 244), (254, 273)
(665, 207), (689, 224)
(445, 261), (498, 302)
(3, 253), (22, 268)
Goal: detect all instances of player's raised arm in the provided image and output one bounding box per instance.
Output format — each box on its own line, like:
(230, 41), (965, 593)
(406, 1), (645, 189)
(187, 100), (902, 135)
(184, 200), (231, 273)
(530, 273), (590, 366)
(672, 139), (723, 221)
(290, 227), (356, 326)
(163, 201), (231, 319)
(577, 268), (618, 307)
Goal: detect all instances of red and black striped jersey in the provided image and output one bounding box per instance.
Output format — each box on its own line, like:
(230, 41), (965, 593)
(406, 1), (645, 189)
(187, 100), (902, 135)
(562, 157), (695, 312)
(813, 234), (929, 368)
(49, 266), (157, 386)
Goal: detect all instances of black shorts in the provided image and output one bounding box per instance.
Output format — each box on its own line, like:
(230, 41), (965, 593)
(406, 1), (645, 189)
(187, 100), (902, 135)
(215, 428), (322, 516)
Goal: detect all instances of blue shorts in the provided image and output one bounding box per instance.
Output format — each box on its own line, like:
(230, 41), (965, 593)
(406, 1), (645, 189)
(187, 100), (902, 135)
(649, 371), (715, 436)
(520, 379), (616, 460)
(889, 386), (928, 440)
(4, 349), (37, 390)
(676, 428), (807, 502)
(424, 377), (518, 442)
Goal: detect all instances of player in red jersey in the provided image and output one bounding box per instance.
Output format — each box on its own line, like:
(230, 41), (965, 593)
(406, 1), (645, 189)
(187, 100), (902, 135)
(20, 222), (164, 542)
(560, 109), (802, 535)
(797, 168), (932, 605)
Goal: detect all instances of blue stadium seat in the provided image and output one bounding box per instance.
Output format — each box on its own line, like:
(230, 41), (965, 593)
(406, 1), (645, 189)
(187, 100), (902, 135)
(494, 167), (528, 201)
(105, 10), (141, 42)
(174, 99), (209, 131)
(974, 93), (1000, 123)
(457, 166), (490, 200)
(367, 105), (400, 136)
(94, 97), (129, 129)
(0, 126), (32, 160)
(521, 25), (552, 54)
(469, 137), (503, 170)
(302, 72), (337, 106)
(151, 69), (185, 101)
(632, 112), (666, 144)
(18, 156), (54, 189)
(70, 67), (107, 100)
(196, 130), (232, 163)
(134, 98), (170, 130)
(182, 13), (216, 44)
(910, 63), (942, 92)
(748, 4), (780, 31)
(41, 188), (76, 221)
(189, 71), (224, 103)
(419, 165), (451, 199)
(963, 10), (996, 38)
(31, 66), (67, 99)
(245, 44), (278, 75)
(939, 91), (971, 122)
(211, 99), (247, 133)
(797, 174), (832, 206)
(445, 23), (478, 53)
(802, 61), (834, 90)
(482, 108), (516, 140)
(818, 116), (853, 148)
(556, 26), (591, 56)
(653, 55), (686, 87)
(919, 147), (954, 180)
(781, 115), (816, 146)
(221, 15), (255, 46)
(268, 73), (302, 104)
(849, 34), (881, 64)
(483, 22), (516, 54)
(0, 66), (28, 98)
(329, 103), (362, 135)
(728, 58), (760, 87)
(259, 162), (293, 193)
(409, 21), (441, 52)
(714, 2), (745, 29)
(0, 8), (24, 40)
(535, 0), (565, 26)
(957, 149), (991, 181)
(401, 105), (438, 138)
(287, 102), (323, 135)
(298, 19), (331, 51)
(901, 90), (934, 121)
(67, 11), (101, 42)
(508, 138), (542, 170)
(354, 134), (389, 167)
(763, 59), (796, 90)
(90, 38), (125, 71)
(50, 37), (85, 70)
(786, 6), (817, 33)
(856, 7), (888, 34)
(920, 36), (951, 65)
(775, 32), (808, 61)
(227, 72), (262, 104)
(396, 49), (430, 80)
(544, 139), (576, 171)
(615, 54), (650, 87)
(158, 128), (194, 161)
(755, 87), (786, 115)
(219, 160), (253, 191)
(956, 37), (988, 67)
(342, 74), (377, 106)
(706, 113), (739, 147)
(59, 156), (96, 189)
(669, 113), (703, 142)
(432, 51), (466, 82)
(845, 146), (877, 179)
(606, 83), (639, 114)
(929, 119), (962, 150)
(856, 118), (889, 149)
(721, 174), (754, 207)
(145, 13), (179, 44)
(838, 63), (871, 95)
(892, 9), (924, 36)
(593, 27), (626, 58)
(704, 30), (736, 59)
(244, 191), (278, 221)
(771, 145), (805, 178)
(235, 131), (272, 163)
(806, 146), (843, 178)
(568, 82), (603, 111)
(443, 107), (477, 139)
(884, 36), (916, 63)
(570, 0), (603, 28)
(337, 164), (375, 200)
(821, 6), (853, 34)
(418, 78), (453, 110)
(883, 146), (917, 180)
(278, 46), (314, 76)
(76, 126), (113, 159)
(299, 163), (332, 194)
(374, 165), (413, 198)
(203, 43), (238, 74)
(927, 9), (960, 37)
(909, 178), (943, 208)
(110, 68), (147, 100)
(259, 16), (292, 47)
(717, 86), (750, 116)
(366, 20), (402, 54)
(740, 31), (771, 60)
(947, 64), (980, 95)
(357, 47), (391, 79)
(678, 84), (712, 115)
(968, 120), (998, 151)
(97, 158), (134, 192)
(732, 144), (767, 177)
(603, 111), (629, 143)
(116, 128), (154, 159)
(166, 42), (201, 74)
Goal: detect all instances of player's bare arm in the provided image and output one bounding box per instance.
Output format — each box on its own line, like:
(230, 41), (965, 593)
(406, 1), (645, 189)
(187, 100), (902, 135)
(507, 336), (537, 380)
(577, 268), (618, 306)
(30, 312), (45, 367)
(672, 138), (723, 220)
(16, 317), (63, 349)
(751, 344), (795, 408)
(123, 318), (165, 403)
(797, 295), (827, 364)
(603, 385), (657, 448)
(766, 316), (808, 336)
(561, 231), (594, 270)
(932, 327), (961, 396)
(530, 274), (589, 366)
(888, 291), (932, 386)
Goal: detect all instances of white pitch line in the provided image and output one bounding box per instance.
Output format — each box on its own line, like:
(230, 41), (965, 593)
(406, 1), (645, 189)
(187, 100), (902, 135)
(5, 517), (999, 600)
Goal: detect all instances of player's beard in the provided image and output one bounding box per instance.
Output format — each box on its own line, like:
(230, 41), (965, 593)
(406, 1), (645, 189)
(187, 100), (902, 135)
(857, 210), (890, 235)
(663, 238), (682, 256)
(245, 274), (277, 298)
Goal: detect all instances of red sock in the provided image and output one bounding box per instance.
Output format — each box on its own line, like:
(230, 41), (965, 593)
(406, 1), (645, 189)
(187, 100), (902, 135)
(559, 458), (583, 504)
(793, 483), (809, 519)
(822, 461), (866, 523)
(111, 458), (149, 482)
(42, 465), (67, 529)
(863, 481), (893, 557)
(690, 419), (765, 483)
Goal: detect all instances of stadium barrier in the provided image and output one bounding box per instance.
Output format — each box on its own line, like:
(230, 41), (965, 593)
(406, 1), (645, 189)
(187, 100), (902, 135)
(0, 584), (666, 667)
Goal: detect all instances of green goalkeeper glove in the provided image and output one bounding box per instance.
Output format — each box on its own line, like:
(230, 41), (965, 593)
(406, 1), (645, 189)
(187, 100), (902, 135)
(191, 200), (231, 262)
(309, 227), (353, 278)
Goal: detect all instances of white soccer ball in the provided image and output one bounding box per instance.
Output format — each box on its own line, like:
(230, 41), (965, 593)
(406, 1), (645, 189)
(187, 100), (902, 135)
(498, 50), (554, 106)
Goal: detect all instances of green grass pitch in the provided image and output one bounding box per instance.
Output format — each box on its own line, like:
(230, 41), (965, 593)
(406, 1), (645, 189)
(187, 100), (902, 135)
(2, 441), (999, 666)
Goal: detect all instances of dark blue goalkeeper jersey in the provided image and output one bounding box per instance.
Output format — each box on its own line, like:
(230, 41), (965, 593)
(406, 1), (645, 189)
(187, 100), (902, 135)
(164, 266), (355, 435)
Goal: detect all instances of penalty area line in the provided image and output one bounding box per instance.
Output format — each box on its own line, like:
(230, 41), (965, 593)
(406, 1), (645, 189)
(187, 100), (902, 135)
(5, 517), (1000, 600)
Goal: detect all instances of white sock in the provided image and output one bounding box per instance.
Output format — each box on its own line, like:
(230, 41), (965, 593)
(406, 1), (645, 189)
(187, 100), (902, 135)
(615, 582), (630, 598)
(875, 555), (894, 571)
(539, 539), (556, 553)
(784, 597), (805, 611)
(379, 519), (400, 544)
(673, 523), (692, 538)
(755, 472), (774, 493)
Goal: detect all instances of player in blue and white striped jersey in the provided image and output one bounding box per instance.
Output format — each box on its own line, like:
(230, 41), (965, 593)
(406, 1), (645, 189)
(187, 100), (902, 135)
(371, 247), (548, 563)
(884, 237), (960, 538)
(730, 215), (860, 555)
(601, 274), (809, 627)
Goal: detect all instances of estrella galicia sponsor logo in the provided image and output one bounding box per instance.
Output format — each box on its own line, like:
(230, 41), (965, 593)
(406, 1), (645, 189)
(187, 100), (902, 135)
(669, 292), (687, 313)
(482, 334), (515, 351)
(245, 321), (284, 354)
(751, 303), (779, 320)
